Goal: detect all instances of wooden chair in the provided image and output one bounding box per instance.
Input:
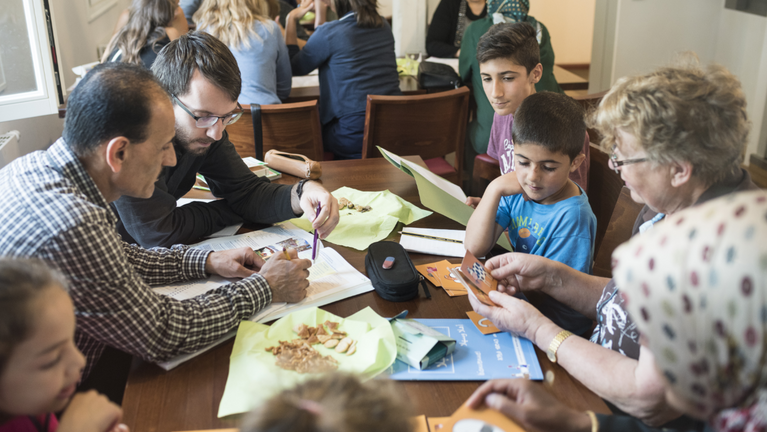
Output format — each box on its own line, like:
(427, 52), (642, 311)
(587, 143), (643, 278)
(471, 153), (501, 196)
(361, 86), (470, 185)
(226, 100), (324, 161)
(572, 90), (607, 144)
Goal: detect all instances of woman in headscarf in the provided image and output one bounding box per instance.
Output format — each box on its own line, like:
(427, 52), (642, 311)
(466, 189), (767, 432)
(459, 0), (562, 156)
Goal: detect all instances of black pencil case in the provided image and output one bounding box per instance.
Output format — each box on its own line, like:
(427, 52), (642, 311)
(365, 241), (430, 302)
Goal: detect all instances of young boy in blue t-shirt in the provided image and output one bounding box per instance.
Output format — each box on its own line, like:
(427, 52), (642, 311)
(465, 91), (596, 336)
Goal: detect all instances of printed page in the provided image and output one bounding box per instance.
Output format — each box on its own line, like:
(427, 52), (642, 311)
(399, 227), (466, 257)
(152, 224), (373, 370)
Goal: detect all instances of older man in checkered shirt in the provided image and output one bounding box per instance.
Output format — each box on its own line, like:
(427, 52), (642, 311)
(0, 62), (314, 382)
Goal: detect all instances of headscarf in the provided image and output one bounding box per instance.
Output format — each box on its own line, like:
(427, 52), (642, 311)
(486, 0), (529, 23)
(486, 0), (539, 42)
(613, 190), (767, 432)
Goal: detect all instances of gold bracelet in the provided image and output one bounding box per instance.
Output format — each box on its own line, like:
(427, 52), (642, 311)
(585, 410), (598, 432)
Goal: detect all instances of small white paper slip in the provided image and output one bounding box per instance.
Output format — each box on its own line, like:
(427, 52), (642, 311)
(399, 227), (466, 258)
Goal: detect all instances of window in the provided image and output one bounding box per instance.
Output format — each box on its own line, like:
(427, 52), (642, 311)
(0, 0), (64, 123)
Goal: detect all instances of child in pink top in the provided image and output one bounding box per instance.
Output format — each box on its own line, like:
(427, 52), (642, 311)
(467, 22), (589, 207)
(0, 259), (127, 432)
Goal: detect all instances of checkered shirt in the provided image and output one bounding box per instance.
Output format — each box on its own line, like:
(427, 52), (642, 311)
(0, 139), (272, 377)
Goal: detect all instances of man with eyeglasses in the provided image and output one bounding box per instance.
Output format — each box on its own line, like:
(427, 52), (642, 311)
(112, 32), (339, 249)
(0, 62), (317, 402)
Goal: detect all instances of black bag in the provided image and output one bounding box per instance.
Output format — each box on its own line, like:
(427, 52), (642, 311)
(417, 61), (461, 89)
(365, 241), (430, 302)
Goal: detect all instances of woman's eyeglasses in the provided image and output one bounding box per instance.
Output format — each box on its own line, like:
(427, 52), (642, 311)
(608, 144), (648, 174)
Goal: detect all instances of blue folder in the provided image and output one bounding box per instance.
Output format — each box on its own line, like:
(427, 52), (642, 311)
(387, 318), (543, 381)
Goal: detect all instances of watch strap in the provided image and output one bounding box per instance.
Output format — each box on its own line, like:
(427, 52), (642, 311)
(546, 330), (574, 364)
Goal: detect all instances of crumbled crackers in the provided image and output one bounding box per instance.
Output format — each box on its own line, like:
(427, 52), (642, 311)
(265, 320), (357, 374)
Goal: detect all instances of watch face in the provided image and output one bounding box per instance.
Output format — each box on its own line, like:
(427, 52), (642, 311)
(453, 419), (504, 432)
(547, 352), (556, 363)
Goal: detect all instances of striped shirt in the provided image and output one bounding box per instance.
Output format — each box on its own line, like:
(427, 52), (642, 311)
(0, 138), (272, 377)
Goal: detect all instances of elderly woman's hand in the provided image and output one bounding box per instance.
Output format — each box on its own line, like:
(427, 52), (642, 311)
(468, 289), (551, 342)
(485, 253), (563, 296)
(466, 379), (593, 432)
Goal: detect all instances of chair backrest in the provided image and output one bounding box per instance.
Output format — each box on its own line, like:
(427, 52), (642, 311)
(361, 86), (470, 183)
(587, 143), (644, 277)
(587, 143), (625, 259)
(592, 187), (644, 278)
(227, 100), (324, 161)
(572, 91), (607, 144)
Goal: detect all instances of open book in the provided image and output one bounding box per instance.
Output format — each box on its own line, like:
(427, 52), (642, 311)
(378, 147), (513, 251)
(152, 222), (373, 370)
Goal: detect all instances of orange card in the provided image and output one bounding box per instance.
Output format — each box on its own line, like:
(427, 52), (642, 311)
(411, 415), (429, 432)
(428, 403), (526, 432)
(466, 311), (502, 335)
(433, 260), (467, 292)
(460, 251), (498, 306)
(416, 263), (443, 287)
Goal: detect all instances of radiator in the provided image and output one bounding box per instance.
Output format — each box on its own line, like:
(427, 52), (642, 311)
(0, 130), (21, 169)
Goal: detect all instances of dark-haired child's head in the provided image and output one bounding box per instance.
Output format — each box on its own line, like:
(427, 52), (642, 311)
(477, 22), (542, 116)
(241, 373), (414, 432)
(0, 259), (84, 418)
(511, 92), (587, 203)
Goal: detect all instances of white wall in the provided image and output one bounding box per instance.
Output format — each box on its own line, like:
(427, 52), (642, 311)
(0, 0), (129, 156)
(530, 0), (596, 65)
(591, 0), (767, 158)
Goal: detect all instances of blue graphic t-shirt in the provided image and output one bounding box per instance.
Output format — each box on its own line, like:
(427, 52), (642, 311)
(495, 186), (597, 335)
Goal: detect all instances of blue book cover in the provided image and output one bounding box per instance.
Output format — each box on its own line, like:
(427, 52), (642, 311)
(387, 319), (543, 381)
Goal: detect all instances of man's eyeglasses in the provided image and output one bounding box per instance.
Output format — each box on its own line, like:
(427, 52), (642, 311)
(609, 144), (648, 174)
(172, 94), (243, 128)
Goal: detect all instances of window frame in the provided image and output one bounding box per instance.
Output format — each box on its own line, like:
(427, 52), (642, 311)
(0, 0), (64, 123)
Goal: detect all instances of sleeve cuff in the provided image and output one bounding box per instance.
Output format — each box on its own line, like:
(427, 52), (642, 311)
(183, 247), (213, 279)
(247, 273), (273, 306)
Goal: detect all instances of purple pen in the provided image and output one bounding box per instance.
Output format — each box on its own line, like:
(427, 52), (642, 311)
(311, 202), (321, 262)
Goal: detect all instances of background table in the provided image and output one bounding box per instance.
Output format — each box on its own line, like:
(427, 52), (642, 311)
(121, 156), (609, 432)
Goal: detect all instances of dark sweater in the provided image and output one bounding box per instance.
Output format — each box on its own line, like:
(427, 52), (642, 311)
(426, 0), (487, 58)
(113, 130), (296, 247)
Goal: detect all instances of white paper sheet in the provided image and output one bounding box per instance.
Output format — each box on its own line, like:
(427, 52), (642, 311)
(399, 227), (466, 258)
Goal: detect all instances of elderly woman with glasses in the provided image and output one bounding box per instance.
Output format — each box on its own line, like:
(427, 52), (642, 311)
(467, 57), (759, 428)
(468, 190), (767, 432)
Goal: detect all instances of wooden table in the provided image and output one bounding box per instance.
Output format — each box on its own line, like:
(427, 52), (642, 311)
(121, 156), (609, 432)
(287, 75), (421, 103)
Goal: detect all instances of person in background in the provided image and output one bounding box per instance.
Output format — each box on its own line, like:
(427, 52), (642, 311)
(0, 258), (128, 432)
(285, 0), (401, 160)
(240, 374), (413, 432)
(426, 0), (487, 59)
(460, 0), (562, 159)
(195, 0), (292, 105)
(467, 189), (767, 432)
(103, 0), (186, 69)
(468, 58), (758, 428)
(179, 0), (202, 28)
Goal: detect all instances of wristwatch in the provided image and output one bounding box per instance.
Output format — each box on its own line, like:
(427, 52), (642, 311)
(295, 179), (310, 199)
(546, 330), (574, 363)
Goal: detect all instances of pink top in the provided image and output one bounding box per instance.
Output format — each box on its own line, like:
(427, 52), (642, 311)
(0, 414), (58, 432)
(485, 112), (591, 192)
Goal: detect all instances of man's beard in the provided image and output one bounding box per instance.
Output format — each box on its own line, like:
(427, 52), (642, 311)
(173, 130), (214, 157)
